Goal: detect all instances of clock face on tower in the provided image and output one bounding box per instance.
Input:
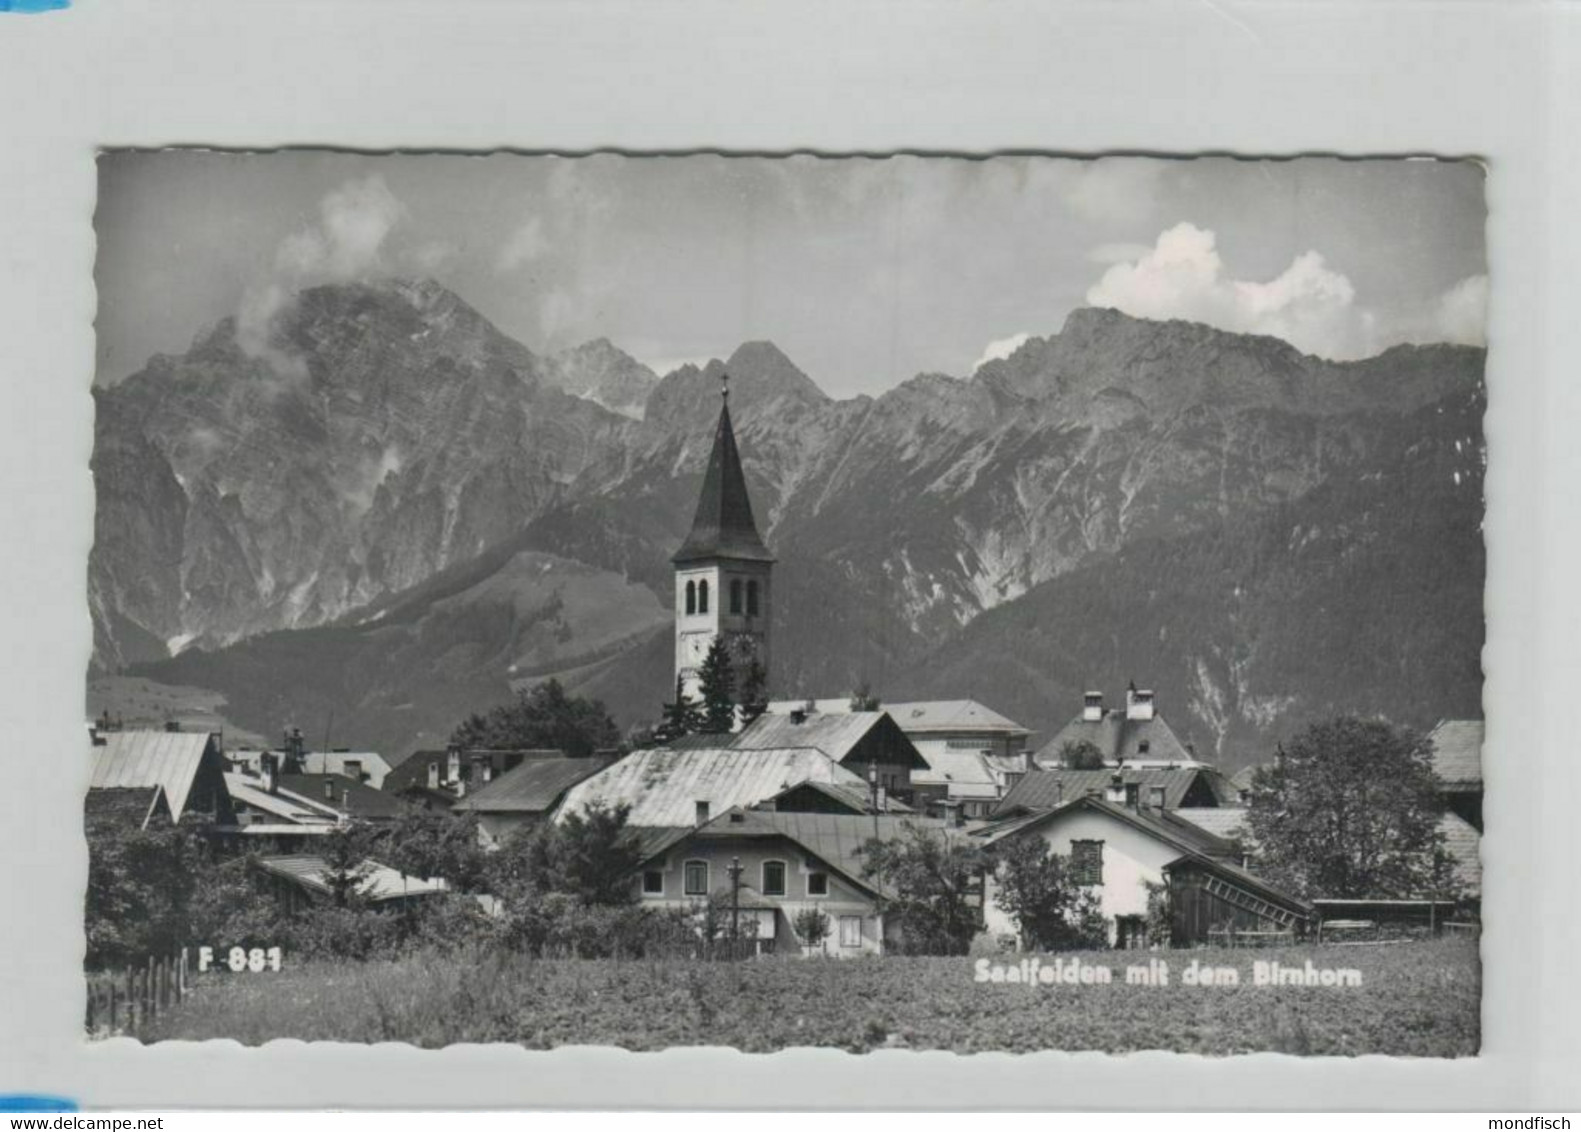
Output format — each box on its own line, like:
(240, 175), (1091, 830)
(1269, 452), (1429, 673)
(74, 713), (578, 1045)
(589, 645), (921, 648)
(682, 631), (711, 665)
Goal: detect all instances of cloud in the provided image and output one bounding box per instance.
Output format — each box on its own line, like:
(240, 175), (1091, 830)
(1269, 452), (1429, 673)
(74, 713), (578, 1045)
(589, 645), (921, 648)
(235, 175), (408, 376)
(1085, 222), (1368, 359)
(973, 332), (1032, 371)
(1432, 274), (1488, 346)
(496, 216), (548, 273)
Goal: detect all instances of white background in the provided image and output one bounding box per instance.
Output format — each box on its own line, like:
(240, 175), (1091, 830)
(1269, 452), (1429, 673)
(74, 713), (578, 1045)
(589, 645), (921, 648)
(0, 0), (1575, 1110)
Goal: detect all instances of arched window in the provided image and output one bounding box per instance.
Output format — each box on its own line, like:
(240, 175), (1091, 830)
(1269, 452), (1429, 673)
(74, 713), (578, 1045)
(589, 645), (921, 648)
(685, 580), (696, 616)
(746, 580), (759, 616)
(698, 579), (709, 614)
(730, 579), (743, 614)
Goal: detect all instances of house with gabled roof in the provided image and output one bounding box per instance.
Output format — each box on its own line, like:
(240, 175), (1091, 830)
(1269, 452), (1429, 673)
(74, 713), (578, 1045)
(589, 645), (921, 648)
(89, 728), (234, 825)
(757, 777), (913, 817)
(731, 710), (929, 806)
(975, 793), (1310, 949)
(383, 747), (564, 810)
(1033, 685), (1203, 769)
(556, 745), (871, 840)
(633, 808), (950, 955)
(993, 764), (1233, 819)
(451, 754), (615, 848)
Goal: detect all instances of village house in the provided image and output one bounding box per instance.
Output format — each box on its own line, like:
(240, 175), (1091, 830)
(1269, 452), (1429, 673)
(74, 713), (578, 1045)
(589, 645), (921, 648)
(1034, 685), (1206, 769)
(88, 725), (235, 826)
(757, 777), (914, 816)
(763, 698), (1032, 817)
(633, 808), (944, 956)
(450, 754), (615, 849)
(730, 710), (930, 808)
(229, 745), (394, 789)
(975, 790), (1310, 949)
(555, 744), (893, 840)
(383, 747), (562, 809)
(993, 764), (1234, 819)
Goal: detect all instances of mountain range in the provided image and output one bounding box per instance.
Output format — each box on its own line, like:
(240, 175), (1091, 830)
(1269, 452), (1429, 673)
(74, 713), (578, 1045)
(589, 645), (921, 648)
(92, 278), (1485, 768)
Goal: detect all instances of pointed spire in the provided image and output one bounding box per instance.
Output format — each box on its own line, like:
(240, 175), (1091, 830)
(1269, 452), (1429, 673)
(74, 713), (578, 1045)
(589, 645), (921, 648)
(673, 374), (774, 564)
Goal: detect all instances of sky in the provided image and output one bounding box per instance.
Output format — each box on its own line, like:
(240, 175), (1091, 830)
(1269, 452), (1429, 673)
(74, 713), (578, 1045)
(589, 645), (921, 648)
(95, 152), (1487, 397)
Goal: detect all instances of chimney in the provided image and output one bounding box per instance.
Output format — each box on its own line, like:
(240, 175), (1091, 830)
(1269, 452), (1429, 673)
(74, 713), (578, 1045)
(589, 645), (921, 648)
(1126, 687), (1155, 722)
(695, 800), (711, 826)
(1148, 785), (1167, 813)
(260, 752), (279, 795)
(427, 761), (440, 790)
(164, 720), (181, 733)
(789, 709), (807, 725)
(446, 747), (461, 784)
(1082, 691), (1104, 723)
(1054, 781), (1064, 805)
(1105, 772), (1126, 804)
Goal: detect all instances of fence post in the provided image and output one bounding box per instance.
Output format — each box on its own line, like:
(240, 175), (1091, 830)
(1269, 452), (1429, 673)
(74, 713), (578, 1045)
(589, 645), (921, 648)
(109, 980), (118, 1034)
(145, 957), (154, 1025)
(86, 983), (96, 1033)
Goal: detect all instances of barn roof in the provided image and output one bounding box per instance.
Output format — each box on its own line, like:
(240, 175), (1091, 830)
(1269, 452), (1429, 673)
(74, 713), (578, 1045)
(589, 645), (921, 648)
(90, 730), (219, 819)
(557, 746), (863, 828)
(994, 766), (1233, 817)
(451, 756), (611, 815)
(1428, 719), (1484, 790)
(733, 711), (929, 768)
(1034, 710), (1194, 766)
(762, 777), (914, 815)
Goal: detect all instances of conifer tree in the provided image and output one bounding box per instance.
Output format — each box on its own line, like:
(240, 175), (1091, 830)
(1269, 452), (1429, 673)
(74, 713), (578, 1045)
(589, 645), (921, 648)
(656, 674), (703, 742)
(697, 635), (738, 733)
(739, 656), (769, 725)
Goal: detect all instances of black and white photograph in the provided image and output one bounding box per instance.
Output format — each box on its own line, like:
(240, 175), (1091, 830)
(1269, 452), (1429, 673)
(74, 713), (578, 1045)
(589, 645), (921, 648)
(82, 150), (1486, 1056)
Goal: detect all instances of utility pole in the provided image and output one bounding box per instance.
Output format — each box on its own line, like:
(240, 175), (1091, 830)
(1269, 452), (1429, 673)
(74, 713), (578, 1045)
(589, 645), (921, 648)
(728, 856), (743, 955)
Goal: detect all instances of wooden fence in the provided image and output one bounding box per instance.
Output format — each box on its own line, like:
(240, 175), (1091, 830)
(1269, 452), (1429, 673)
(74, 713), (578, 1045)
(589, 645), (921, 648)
(85, 949), (190, 1039)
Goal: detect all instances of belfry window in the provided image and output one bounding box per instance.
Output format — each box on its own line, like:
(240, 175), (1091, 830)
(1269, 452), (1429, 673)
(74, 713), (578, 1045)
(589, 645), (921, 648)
(698, 579), (709, 614)
(730, 579), (743, 614)
(746, 580), (759, 616)
(685, 580), (696, 616)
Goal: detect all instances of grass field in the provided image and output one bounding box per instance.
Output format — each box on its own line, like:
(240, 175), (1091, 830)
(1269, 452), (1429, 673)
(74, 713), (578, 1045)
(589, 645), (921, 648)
(140, 938), (1479, 1055)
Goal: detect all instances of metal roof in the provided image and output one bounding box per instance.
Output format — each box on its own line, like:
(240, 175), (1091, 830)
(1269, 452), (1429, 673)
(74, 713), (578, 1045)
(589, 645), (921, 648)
(90, 730), (218, 819)
(558, 746), (863, 828)
(995, 766), (1232, 816)
(764, 698), (1030, 737)
(1172, 806), (1252, 840)
(451, 756), (611, 814)
(734, 711), (929, 767)
(764, 778), (914, 814)
(1428, 719), (1484, 789)
(254, 855), (449, 903)
(913, 749), (1001, 798)
(223, 773), (341, 825)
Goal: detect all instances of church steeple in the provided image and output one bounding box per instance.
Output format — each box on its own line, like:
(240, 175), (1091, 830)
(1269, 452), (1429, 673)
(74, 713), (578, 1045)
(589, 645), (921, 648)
(672, 373), (774, 565)
(672, 372), (774, 704)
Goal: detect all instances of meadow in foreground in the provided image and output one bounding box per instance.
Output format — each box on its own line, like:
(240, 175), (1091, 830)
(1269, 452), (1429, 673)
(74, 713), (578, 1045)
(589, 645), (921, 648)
(139, 938), (1479, 1056)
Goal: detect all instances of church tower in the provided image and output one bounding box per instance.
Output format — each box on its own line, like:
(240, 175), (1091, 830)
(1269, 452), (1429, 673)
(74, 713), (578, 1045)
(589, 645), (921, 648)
(673, 375), (774, 702)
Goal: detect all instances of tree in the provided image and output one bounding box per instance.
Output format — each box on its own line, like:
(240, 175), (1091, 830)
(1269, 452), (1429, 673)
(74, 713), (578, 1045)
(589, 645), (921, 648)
(849, 680), (881, 712)
(449, 679), (621, 758)
(655, 674), (704, 742)
(84, 809), (202, 968)
(319, 820), (380, 908)
(490, 801), (643, 907)
(1058, 739), (1106, 770)
(696, 636), (737, 733)
(792, 907), (831, 953)
(383, 809), (490, 893)
(739, 657), (770, 725)
(1244, 716), (1451, 900)
(990, 835), (1106, 950)
(861, 822), (987, 955)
